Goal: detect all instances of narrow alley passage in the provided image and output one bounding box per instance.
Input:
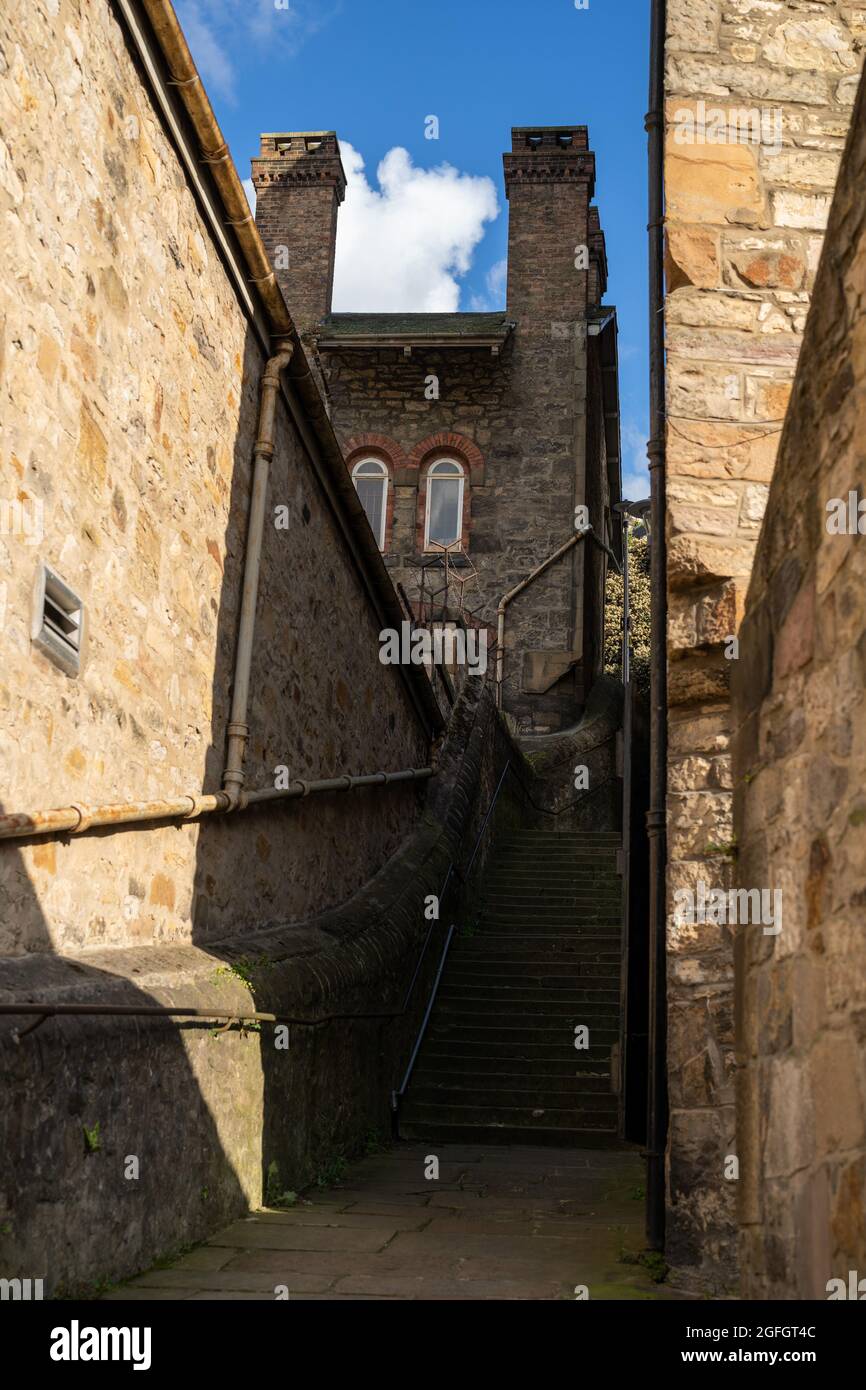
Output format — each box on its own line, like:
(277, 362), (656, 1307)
(104, 1143), (685, 1301)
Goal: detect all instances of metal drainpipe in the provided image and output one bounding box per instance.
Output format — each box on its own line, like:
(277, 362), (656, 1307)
(495, 530), (588, 710)
(645, 0), (669, 1253)
(222, 342), (294, 803)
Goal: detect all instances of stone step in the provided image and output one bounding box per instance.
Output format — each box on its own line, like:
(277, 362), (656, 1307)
(418, 1043), (614, 1069)
(484, 889), (621, 903)
(458, 939), (619, 961)
(493, 840), (619, 848)
(478, 911), (621, 923)
(414, 1053), (612, 1079)
(400, 1100), (619, 1131)
(412, 1065), (613, 1091)
(476, 920), (621, 933)
(439, 984), (622, 1006)
(452, 938), (620, 960)
(494, 828), (622, 839)
(408, 1082), (619, 1111)
(427, 1022), (619, 1046)
(398, 1119), (623, 1149)
(444, 966), (619, 986)
(433, 1006), (620, 1030)
(488, 877), (621, 891)
(490, 851), (621, 863)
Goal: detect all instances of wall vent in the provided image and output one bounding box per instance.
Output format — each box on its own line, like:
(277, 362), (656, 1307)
(32, 564), (84, 676)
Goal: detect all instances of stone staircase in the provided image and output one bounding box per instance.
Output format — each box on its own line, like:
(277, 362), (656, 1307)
(400, 829), (623, 1146)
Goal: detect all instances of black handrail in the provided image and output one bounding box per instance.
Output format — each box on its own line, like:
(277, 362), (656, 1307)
(390, 755), (518, 1124)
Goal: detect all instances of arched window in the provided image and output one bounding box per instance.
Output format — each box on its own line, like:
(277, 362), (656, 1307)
(352, 458), (388, 549)
(424, 458), (464, 549)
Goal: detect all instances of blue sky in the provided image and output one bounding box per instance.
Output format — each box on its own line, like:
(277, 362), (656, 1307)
(176, 0), (651, 499)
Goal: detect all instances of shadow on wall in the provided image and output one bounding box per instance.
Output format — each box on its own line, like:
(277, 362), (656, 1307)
(0, 807), (252, 1294)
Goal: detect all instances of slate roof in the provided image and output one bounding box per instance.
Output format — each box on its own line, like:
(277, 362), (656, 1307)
(315, 312), (515, 343)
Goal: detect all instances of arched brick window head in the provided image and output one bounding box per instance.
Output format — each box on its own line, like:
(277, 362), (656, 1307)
(424, 458), (464, 549)
(352, 457), (388, 549)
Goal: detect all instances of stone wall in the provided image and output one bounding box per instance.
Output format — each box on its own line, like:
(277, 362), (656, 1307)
(0, 676), (519, 1293)
(732, 70), (866, 1300)
(663, 0), (862, 1289)
(0, 0), (427, 958)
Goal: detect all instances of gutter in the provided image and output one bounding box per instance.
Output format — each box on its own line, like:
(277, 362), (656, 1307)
(645, 0), (669, 1253)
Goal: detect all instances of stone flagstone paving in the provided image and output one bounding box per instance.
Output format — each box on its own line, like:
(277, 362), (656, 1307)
(104, 1142), (691, 1301)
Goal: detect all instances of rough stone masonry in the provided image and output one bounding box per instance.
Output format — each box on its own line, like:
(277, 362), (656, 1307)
(663, 0), (864, 1291)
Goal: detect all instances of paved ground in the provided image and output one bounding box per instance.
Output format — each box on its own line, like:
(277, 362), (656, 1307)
(105, 1142), (686, 1301)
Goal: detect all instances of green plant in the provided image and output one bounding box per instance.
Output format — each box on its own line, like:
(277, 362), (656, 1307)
(638, 1250), (669, 1284)
(214, 954), (271, 988)
(83, 1122), (101, 1154)
(363, 1128), (387, 1156)
(265, 1160), (297, 1209)
(604, 528), (651, 695)
(314, 1153), (348, 1189)
(704, 837), (738, 861)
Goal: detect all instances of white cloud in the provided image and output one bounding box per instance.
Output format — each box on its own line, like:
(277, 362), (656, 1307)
(243, 178), (256, 214)
(332, 143), (499, 312)
(468, 258), (508, 312)
(621, 419), (651, 502)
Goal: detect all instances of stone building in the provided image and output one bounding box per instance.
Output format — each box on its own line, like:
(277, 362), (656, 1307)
(732, 68), (866, 1297)
(252, 127), (622, 733)
(662, 0), (864, 1291)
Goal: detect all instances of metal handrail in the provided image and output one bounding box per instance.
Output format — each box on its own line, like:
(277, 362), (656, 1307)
(390, 756), (518, 1119)
(391, 924), (455, 1114)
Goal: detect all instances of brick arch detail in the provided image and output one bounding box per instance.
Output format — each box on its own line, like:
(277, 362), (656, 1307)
(343, 433), (408, 474)
(343, 434), (405, 555)
(408, 431), (484, 480)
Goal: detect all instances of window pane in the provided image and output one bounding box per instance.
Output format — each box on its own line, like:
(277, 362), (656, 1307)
(428, 477), (461, 545)
(356, 477), (385, 544)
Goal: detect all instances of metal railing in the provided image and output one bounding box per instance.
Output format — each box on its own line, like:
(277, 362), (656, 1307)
(390, 756), (518, 1127)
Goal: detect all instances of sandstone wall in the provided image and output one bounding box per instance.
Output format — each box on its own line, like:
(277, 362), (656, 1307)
(732, 70), (866, 1300)
(0, 677), (517, 1293)
(0, 0), (427, 958)
(663, 0), (862, 1289)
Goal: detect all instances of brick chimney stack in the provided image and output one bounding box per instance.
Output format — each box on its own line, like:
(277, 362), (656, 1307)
(251, 131), (347, 336)
(587, 206), (608, 306)
(503, 126), (595, 325)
